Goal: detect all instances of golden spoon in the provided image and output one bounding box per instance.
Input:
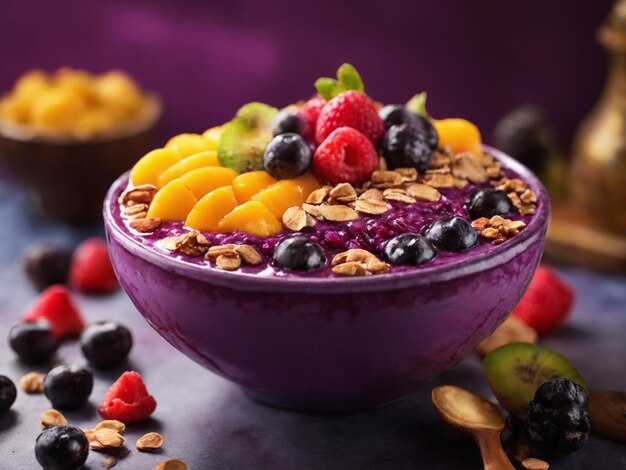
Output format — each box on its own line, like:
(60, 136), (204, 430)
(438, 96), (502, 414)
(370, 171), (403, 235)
(432, 385), (515, 470)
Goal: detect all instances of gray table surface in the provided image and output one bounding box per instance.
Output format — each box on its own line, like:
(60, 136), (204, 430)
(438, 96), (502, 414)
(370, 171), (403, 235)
(0, 180), (625, 470)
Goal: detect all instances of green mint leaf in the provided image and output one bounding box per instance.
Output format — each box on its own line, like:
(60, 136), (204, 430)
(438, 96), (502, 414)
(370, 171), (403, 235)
(406, 92), (430, 119)
(315, 77), (339, 101)
(337, 63), (364, 93)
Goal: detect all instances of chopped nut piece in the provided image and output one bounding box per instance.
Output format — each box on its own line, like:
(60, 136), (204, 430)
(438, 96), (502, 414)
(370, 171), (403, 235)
(123, 203), (148, 218)
(503, 220), (527, 236)
(102, 456), (117, 469)
(282, 206), (308, 231)
(119, 184), (158, 206)
(153, 459), (188, 470)
(216, 254), (241, 271)
(451, 152), (488, 183)
(160, 231), (208, 256)
(136, 432), (164, 452)
(206, 244), (237, 261)
(452, 177), (469, 189)
(329, 183), (357, 203)
(19, 372), (44, 393)
(332, 249), (389, 276)
(94, 427), (125, 448)
(302, 203), (322, 218)
(497, 178), (527, 193)
(306, 186), (331, 204)
(405, 183), (441, 202)
(471, 217), (490, 231)
(520, 188), (537, 204)
(371, 170), (403, 187)
(424, 174), (456, 188)
(354, 199), (389, 215)
(358, 188), (384, 201)
(95, 420), (126, 433)
(474, 215), (527, 243)
(41, 409), (68, 428)
(522, 458), (550, 470)
(305, 214), (317, 227)
(508, 192), (536, 216)
(85, 428), (106, 450)
(318, 204), (359, 222)
(395, 167), (418, 182)
(332, 261), (370, 276)
(489, 215), (507, 228)
(234, 245), (263, 265)
(481, 227), (503, 240)
(129, 218), (161, 233)
(383, 190), (416, 204)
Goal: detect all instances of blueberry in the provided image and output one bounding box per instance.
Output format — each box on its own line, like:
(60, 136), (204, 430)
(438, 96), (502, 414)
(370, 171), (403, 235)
(467, 188), (513, 219)
(384, 234), (437, 266)
(0, 375), (17, 414)
(263, 133), (312, 180)
(381, 124), (433, 172)
(22, 245), (72, 291)
(9, 321), (58, 364)
(35, 425), (89, 470)
(272, 108), (302, 136)
(43, 365), (93, 410)
(81, 321), (132, 369)
(379, 106), (438, 148)
(273, 237), (326, 272)
(424, 216), (478, 252)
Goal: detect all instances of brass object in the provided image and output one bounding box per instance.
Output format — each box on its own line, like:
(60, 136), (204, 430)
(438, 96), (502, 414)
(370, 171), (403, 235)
(570, 0), (626, 235)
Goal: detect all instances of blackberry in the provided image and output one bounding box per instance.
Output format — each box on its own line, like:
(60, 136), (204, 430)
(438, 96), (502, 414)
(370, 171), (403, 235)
(526, 378), (591, 454)
(22, 245), (73, 291)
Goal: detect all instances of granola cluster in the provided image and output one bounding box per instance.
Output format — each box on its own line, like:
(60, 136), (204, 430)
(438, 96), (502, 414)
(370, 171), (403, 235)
(331, 249), (389, 276)
(471, 215), (527, 244)
(119, 184), (162, 233)
(493, 177), (537, 216)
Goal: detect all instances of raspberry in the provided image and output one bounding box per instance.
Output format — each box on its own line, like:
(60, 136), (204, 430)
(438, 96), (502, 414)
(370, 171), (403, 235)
(300, 95), (325, 143)
(512, 265), (574, 334)
(315, 91), (385, 146)
(22, 285), (85, 339)
(69, 238), (118, 294)
(313, 127), (379, 185)
(98, 371), (156, 423)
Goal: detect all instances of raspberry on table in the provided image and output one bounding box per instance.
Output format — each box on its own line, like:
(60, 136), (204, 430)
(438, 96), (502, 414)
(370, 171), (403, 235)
(69, 238), (118, 294)
(22, 285), (85, 339)
(98, 371), (157, 423)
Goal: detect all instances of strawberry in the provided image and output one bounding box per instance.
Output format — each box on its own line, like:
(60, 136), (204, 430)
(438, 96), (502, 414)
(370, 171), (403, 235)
(315, 90), (385, 146)
(313, 127), (379, 185)
(22, 285), (85, 339)
(98, 371), (156, 423)
(69, 238), (118, 294)
(512, 265), (575, 335)
(300, 95), (326, 144)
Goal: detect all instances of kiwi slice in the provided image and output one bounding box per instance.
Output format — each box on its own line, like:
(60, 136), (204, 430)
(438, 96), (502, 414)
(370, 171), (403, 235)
(217, 102), (278, 173)
(483, 342), (587, 417)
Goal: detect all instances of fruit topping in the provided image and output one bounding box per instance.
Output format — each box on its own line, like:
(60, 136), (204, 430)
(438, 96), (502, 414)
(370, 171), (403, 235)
(44, 364), (94, 410)
(424, 216), (478, 252)
(158, 151), (221, 188)
(313, 127), (379, 184)
(130, 148), (183, 188)
(526, 378), (590, 454)
(217, 102), (278, 173)
(146, 179), (198, 221)
(511, 265), (574, 335)
(300, 95), (326, 143)
(331, 249), (389, 276)
(35, 425), (89, 470)
(218, 201), (283, 238)
(185, 186), (239, 232)
(272, 107), (303, 136)
(178, 166), (239, 200)
(9, 321), (58, 364)
(22, 245), (72, 291)
(315, 90), (385, 146)
(23, 285), (85, 339)
(383, 233), (437, 266)
(81, 321), (133, 369)
(273, 237), (326, 272)
(165, 133), (213, 158)
(263, 133), (312, 180)
(231, 171), (277, 203)
(253, 180), (307, 219)
(467, 188), (513, 219)
(98, 371), (157, 423)
(0, 375), (17, 414)
(434, 118), (482, 156)
(381, 124), (434, 172)
(379, 105), (439, 150)
(483, 343), (587, 417)
(69, 238), (118, 294)
(202, 124), (227, 150)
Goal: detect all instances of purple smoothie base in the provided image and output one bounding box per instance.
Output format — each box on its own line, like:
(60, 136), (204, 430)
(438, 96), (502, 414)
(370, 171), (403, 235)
(104, 146), (550, 411)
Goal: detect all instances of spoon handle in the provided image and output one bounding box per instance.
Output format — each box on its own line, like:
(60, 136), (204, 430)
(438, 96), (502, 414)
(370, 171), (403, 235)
(475, 430), (515, 470)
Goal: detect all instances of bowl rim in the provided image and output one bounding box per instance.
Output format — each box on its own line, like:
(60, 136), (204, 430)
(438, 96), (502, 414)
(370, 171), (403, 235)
(103, 145), (550, 293)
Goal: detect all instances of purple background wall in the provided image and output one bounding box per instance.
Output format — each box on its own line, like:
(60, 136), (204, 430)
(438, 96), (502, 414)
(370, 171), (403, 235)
(0, 0), (614, 146)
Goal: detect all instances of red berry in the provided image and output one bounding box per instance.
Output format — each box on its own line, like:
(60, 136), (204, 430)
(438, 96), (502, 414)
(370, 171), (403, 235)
(23, 285), (85, 339)
(313, 127), (379, 185)
(70, 238), (118, 294)
(300, 95), (326, 143)
(98, 371), (156, 423)
(512, 265), (575, 335)
(315, 91), (385, 146)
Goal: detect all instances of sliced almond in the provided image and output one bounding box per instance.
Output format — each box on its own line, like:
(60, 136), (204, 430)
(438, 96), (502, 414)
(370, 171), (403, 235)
(354, 199), (388, 215)
(234, 245), (263, 265)
(216, 254), (241, 271)
(85, 429), (106, 450)
(451, 152), (488, 183)
(329, 183), (357, 203)
(522, 457), (550, 470)
(282, 206), (308, 231)
(332, 261), (370, 276)
(136, 432), (164, 452)
(405, 183), (441, 202)
(119, 184), (157, 205)
(332, 249), (377, 265)
(383, 191), (416, 204)
(302, 203), (322, 219)
(318, 204), (359, 222)
(395, 167), (418, 182)
(358, 188), (384, 201)
(424, 174), (456, 188)
(366, 259), (390, 274)
(129, 218), (161, 233)
(41, 409), (68, 428)
(94, 428), (125, 448)
(153, 459), (188, 470)
(19, 372), (44, 393)
(371, 170), (403, 186)
(95, 420), (126, 433)
(306, 186), (331, 204)
(160, 231), (208, 256)
(206, 244), (237, 261)
(123, 203), (149, 218)
(430, 151), (451, 169)
(102, 456), (117, 469)
(305, 214), (317, 227)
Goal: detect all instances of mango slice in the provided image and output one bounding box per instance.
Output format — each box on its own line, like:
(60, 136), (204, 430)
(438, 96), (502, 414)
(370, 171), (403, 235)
(202, 124), (227, 151)
(434, 118), (482, 156)
(165, 133), (213, 158)
(290, 172), (321, 199)
(185, 186), (238, 232)
(130, 148), (183, 187)
(232, 171), (277, 204)
(158, 151), (221, 187)
(179, 167), (238, 200)
(252, 181), (305, 219)
(219, 201), (282, 237)
(146, 179), (198, 221)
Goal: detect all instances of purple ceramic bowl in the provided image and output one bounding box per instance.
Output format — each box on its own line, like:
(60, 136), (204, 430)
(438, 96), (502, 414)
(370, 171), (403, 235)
(104, 146), (549, 412)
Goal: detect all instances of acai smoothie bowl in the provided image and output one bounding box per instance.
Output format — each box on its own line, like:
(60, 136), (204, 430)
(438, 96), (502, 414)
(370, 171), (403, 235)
(104, 64), (549, 411)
